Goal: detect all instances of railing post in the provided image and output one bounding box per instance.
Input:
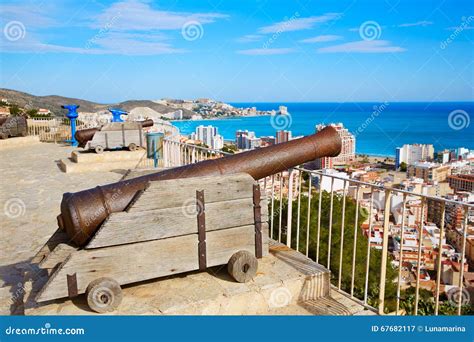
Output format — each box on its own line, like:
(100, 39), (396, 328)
(378, 189), (392, 315)
(434, 201), (446, 315)
(457, 206), (468, 315)
(286, 169), (294, 248)
(414, 198), (426, 315)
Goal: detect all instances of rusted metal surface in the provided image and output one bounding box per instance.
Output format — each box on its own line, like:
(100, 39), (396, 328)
(253, 184), (263, 259)
(66, 273), (78, 298)
(0, 115), (28, 139)
(58, 125), (341, 246)
(196, 190), (206, 271)
(75, 119), (154, 147)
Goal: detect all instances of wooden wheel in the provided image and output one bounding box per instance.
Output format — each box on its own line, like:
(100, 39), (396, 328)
(94, 145), (104, 154)
(86, 277), (123, 313)
(128, 143), (137, 151)
(227, 250), (258, 283)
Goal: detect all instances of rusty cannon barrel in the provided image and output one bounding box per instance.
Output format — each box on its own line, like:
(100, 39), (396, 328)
(58, 126), (341, 245)
(75, 119), (154, 147)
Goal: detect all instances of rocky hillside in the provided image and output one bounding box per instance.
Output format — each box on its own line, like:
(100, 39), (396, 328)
(0, 88), (196, 118)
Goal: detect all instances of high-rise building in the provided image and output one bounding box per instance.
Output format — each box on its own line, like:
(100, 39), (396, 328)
(395, 144), (434, 169)
(190, 125), (224, 150)
(276, 130), (292, 144)
(235, 130), (261, 150)
(314, 123), (355, 169)
(435, 149), (451, 164)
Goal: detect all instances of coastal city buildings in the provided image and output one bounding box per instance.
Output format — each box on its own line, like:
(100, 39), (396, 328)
(314, 123), (355, 169)
(407, 162), (451, 182)
(395, 143), (434, 169)
(276, 130), (292, 144)
(448, 174), (474, 193)
(235, 130), (261, 150)
(190, 125), (224, 150)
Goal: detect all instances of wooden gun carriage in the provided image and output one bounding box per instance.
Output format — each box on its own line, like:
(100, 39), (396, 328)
(85, 121), (147, 153)
(33, 173), (268, 313)
(0, 115), (28, 139)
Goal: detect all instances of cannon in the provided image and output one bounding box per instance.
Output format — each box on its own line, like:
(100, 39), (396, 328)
(75, 119), (154, 148)
(58, 126), (341, 246)
(0, 115), (28, 139)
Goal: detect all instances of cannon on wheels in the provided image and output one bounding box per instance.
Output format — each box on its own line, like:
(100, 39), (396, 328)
(74, 119), (154, 153)
(31, 127), (341, 313)
(0, 116), (28, 139)
(33, 173), (268, 313)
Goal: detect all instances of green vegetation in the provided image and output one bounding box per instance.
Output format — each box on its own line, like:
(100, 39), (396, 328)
(270, 187), (398, 313)
(221, 144), (237, 154)
(9, 104), (22, 116)
(269, 178), (473, 315)
(400, 288), (473, 315)
(399, 161), (407, 172)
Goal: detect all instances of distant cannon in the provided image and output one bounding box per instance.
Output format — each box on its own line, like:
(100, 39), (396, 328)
(58, 126), (342, 246)
(0, 116), (28, 139)
(75, 119), (154, 149)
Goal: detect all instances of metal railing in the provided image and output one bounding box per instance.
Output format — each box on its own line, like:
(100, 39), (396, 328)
(162, 138), (231, 168)
(267, 167), (473, 316)
(27, 117), (87, 143)
(159, 140), (473, 315)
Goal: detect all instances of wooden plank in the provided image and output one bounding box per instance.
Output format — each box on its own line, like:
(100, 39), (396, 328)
(86, 197), (268, 249)
(31, 228), (72, 265)
(128, 173), (255, 212)
(39, 243), (77, 269)
(36, 224), (266, 302)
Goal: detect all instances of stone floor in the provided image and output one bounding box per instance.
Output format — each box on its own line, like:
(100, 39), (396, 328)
(0, 141), (375, 316)
(0, 142), (124, 314)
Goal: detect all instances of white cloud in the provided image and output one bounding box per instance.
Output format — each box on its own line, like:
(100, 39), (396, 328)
(398, 21), (433, 27)
(299, 35), (343, 43)
(237, 34), (264, 43)
(0, 0), (227, 55)
(0, 3), (57, 28)
(93, 0), (227, 31)
(317, 40), (405, 53)
(237, 48), (295, 55)
(259, 13), (341, 34)
(0, 31), (182, 55)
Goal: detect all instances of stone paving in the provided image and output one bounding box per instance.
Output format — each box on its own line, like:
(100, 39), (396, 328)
(0, 142), (124, 313)
(0, 141), (374, 316)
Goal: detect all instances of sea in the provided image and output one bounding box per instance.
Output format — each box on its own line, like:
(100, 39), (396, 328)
(172, 102), (473, 157)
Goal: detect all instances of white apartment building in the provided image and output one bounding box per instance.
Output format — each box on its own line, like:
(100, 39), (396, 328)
(190, 125), (224, 150)
(314, 123), (355, 169)
(395, 144), (434, 169)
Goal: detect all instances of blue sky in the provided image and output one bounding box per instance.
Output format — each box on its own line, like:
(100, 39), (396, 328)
(0, 0), (473, 103)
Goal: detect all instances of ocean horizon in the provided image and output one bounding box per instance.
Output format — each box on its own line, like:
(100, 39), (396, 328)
(172, 102), (474, 157)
